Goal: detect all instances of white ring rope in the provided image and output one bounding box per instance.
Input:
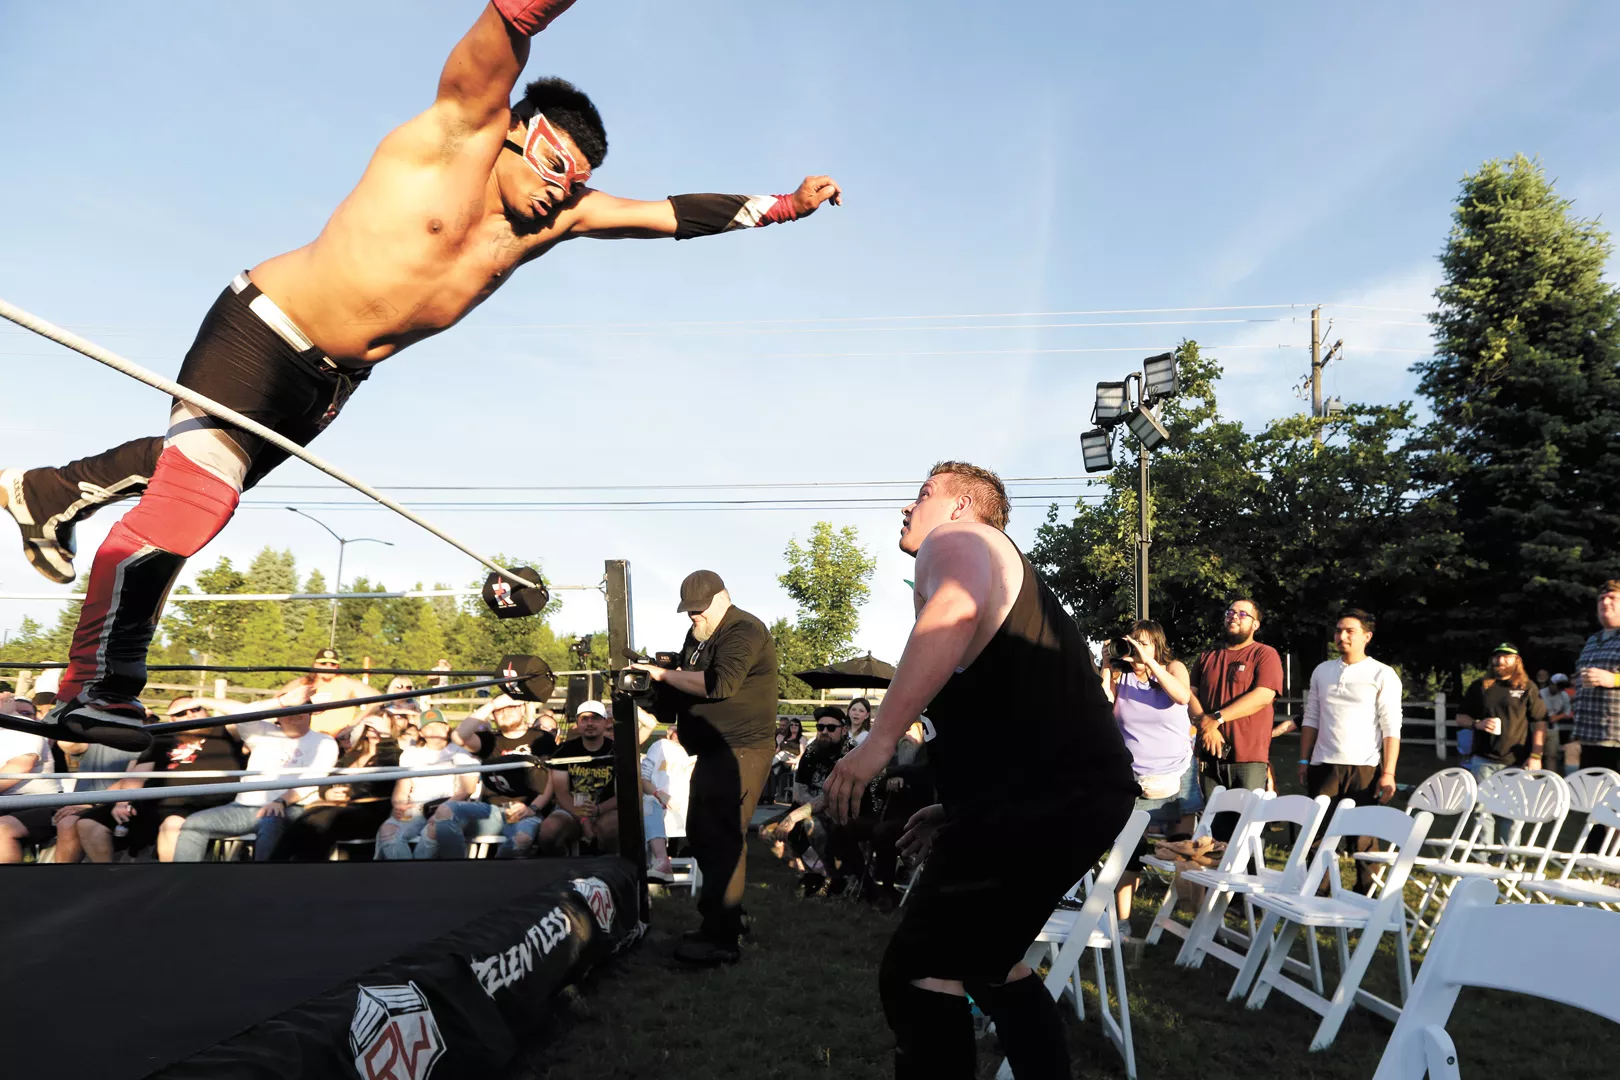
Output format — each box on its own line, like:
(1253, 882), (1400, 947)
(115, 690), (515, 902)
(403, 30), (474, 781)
(0, 759), (554, 812)
(0, 585), (602, 603)
(0, 295), (532, 589)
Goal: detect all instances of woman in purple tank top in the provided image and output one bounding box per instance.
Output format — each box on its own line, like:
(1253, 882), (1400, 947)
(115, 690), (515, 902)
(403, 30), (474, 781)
(1105, 619), (1195, 933)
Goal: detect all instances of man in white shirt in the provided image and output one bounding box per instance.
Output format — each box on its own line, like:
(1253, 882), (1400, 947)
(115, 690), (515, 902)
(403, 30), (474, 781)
(171, 696), (338, 862)
(1299, 608), (1403, 893)
(0, 720), (64, 863)
(375, 712), (481, 859)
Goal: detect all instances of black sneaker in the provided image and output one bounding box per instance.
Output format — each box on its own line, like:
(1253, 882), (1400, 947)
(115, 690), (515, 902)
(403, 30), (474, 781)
(673, 937), (741, 966)
(44, 700), (154, 752)
(0, 468), (77, 584)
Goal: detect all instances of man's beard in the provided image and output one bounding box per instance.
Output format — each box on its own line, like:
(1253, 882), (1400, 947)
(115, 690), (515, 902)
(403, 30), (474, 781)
(1222, 628), (1254, 647)
(691, 614), (716, 642)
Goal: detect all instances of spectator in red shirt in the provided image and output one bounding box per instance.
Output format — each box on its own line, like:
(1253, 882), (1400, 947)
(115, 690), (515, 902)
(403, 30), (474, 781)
(1191, 598), (1283, 839)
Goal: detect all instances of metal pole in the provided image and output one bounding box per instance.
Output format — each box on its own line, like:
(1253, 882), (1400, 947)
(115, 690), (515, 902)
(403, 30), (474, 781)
(1137, 442), (1151, 621)
(1310, 305), (1323, 445)
(329, 538), (346, 650)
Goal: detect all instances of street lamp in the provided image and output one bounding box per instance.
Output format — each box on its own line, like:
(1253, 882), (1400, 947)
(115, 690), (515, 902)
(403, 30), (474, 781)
(1082, 353), (1181, 620)
(285, 507), (394, 649)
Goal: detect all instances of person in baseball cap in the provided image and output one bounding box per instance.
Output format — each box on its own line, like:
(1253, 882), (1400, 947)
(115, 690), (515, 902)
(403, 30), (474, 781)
(677, 569), (726, 613)
(632, 568), (778, 965)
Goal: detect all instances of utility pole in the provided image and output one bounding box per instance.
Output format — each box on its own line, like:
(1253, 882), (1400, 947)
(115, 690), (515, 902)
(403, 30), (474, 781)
(1137, 442), (1151, 621)
(1310, 305), (1323, 444)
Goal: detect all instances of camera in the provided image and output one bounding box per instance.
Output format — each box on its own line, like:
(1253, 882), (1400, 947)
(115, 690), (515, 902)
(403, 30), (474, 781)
(1107, 635), (1142, 672)
(616, 648), (680, 694)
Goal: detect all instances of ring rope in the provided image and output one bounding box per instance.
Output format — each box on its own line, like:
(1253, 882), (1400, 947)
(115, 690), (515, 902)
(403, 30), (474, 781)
(144, 676), (522, 736)
(0, 756), (614, 781)
(1, 662), (601, 679)
(0, 294), (532, 590)
(0, 755), (618, 812)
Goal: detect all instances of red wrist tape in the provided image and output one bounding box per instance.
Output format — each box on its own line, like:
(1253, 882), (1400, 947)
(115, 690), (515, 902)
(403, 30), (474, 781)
(492, 0), (578, 37)
(761, 194), (799, 225)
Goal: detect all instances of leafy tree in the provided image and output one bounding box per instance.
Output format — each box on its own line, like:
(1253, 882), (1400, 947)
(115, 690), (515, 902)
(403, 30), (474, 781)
(161, 557), (251, 663)
(1414, 153), (1620, 673)
(1032, 342), (1445, 675)
(778, 522), (877, 666)
(770, 617), (818, 703)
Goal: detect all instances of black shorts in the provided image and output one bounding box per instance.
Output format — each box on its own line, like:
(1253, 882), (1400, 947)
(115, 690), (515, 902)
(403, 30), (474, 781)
(884, 783), (1134, 984)
(2, 806), (58, 845)
(170, 274), (372, 490)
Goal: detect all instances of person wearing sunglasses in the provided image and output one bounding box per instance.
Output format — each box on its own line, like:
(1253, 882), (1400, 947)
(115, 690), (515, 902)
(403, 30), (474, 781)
(1, 0), (841, 755)
(1188, 598), (1283, 839)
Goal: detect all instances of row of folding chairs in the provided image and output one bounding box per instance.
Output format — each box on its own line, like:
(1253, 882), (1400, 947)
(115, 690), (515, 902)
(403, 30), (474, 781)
(1372, 767), (1620, 947)
(991, 771), (1620, 1077)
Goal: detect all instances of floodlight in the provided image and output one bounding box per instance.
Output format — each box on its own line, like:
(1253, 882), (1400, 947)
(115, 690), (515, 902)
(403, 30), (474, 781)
(1125, 405), (1170, 451)
(1325, 395), (1346, 415)
(1079, 428), (1114, 473)
(1142, 352), (1179, 400)
(1093, 381), (1129, 426)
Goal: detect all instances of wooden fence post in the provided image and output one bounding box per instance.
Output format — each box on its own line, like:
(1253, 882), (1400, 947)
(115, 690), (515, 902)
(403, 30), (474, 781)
(1434, 691), (1447, 760)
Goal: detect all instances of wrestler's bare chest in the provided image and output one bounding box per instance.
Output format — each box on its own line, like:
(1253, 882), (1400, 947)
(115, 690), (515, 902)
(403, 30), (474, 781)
(250, 149), (561, 363)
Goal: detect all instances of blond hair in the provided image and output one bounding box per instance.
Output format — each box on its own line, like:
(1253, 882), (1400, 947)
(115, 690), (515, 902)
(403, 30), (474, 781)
(929, 461), (1010, 530)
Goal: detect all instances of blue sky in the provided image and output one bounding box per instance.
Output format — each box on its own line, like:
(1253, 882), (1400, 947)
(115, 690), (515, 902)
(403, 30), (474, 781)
(3, 1), (1619, 659)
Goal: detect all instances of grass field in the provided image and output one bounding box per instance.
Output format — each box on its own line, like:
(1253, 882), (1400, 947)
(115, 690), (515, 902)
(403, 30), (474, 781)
(507, 734), (1618, 1080)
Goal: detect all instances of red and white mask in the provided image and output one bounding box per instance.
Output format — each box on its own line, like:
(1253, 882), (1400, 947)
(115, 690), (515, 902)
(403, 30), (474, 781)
(513, 112), (590, 194)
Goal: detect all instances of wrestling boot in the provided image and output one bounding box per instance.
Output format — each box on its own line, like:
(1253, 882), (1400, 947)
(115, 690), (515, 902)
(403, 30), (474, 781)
(675, 907), (746, 965)
(42, 699), (154, 753)
(0, 468), (77, 584)
(679, 907), (752, 944)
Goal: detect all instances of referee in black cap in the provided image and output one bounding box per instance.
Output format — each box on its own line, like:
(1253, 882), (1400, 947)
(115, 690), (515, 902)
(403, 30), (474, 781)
(631, 570), (778, 965)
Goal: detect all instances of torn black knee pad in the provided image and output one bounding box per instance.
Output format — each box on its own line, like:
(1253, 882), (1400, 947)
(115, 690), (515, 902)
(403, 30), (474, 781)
(965, 974), (1069, 1080)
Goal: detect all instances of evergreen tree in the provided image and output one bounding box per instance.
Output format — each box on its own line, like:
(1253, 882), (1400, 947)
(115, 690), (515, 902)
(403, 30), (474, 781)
(1416, 154), (1620, 671)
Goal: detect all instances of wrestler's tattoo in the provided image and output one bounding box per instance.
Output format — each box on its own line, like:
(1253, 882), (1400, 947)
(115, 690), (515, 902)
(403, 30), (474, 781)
(347, 298), (400, 326)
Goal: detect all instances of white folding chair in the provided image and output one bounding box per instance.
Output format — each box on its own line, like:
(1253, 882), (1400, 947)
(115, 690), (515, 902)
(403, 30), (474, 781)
(1548, 768), (1620, 875)
(1529, 789), (1620, 909)
(1414, 770), (1570, 949)
(996, 809), (1150, 1080)
(1234, 802), (1434, 1050)
(1370, 877), (1620, 1079)
(1355, 767), (1476, 939)
(1175, 793), (1333, 977)
(1142, 785), (1267, 947)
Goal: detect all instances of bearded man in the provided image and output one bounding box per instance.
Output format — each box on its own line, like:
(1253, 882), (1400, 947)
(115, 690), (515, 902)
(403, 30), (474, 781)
(633, 570), (777, 965)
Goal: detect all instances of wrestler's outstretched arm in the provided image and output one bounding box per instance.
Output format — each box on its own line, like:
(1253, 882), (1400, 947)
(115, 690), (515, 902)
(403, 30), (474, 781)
(436, 2), (578, 129)
(564, 175), (843, 240)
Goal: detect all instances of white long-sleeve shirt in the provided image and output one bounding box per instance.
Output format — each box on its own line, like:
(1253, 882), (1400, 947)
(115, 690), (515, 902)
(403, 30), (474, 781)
(1302, 657), (1403, 767)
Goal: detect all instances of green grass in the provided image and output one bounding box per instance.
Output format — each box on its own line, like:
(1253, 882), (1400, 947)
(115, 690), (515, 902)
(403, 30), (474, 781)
(507, 736), (1619, 1080)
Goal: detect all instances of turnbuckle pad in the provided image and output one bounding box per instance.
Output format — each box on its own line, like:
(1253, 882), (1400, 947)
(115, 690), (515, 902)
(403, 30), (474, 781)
(483, 566), (549, 619)
(495, 653), (556, 703)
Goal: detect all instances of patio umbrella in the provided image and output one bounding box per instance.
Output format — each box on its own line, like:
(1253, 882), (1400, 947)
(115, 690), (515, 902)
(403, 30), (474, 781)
(792, 652), (896, 690)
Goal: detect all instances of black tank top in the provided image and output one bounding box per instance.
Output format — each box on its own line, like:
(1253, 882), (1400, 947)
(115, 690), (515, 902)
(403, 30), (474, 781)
(921, 544), (1134, 816)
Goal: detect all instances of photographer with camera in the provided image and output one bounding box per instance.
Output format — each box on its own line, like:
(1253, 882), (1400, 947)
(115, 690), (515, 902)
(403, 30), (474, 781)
(1106, 620), (1193, 935)
(631, 570), (777, 966)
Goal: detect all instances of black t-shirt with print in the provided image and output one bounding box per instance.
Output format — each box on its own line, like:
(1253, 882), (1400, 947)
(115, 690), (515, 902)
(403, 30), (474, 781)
(1462, 678), (1549, 766)
(795, 740), (845, 801)
(474, 726), (557, 806)
(134, 727), (248, 811)
(553, 736), (615, 806)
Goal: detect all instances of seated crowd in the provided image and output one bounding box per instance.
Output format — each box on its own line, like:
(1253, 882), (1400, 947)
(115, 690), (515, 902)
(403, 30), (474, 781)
(758, 697), (935, 909)
(0, 650), (624, 865)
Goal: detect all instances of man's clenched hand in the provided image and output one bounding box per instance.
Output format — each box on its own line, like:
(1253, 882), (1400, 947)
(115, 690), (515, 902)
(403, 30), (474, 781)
(790, 175), (843, 216)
